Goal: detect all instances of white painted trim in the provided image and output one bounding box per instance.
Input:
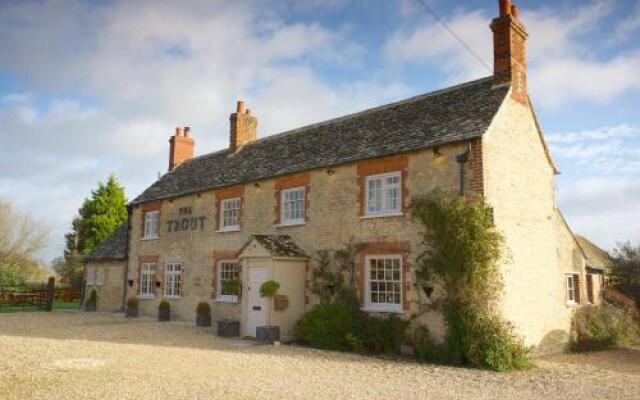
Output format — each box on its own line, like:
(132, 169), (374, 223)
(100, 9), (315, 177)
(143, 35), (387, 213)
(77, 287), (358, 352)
(280, 186), (306, 226)
(364, 254), (403, 312)
(360, 212), (404, 220)
(219, 197), (241, 231)
(364, 171), (402, 217)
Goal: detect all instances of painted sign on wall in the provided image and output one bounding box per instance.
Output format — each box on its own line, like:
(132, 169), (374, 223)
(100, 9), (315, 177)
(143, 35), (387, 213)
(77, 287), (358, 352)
(167, 206), (206, 232)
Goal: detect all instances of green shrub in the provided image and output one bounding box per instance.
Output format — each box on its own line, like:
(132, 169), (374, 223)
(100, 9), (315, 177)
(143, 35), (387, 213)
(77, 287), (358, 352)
(223, 279), (239, 296)
(571, 304), (639, 351)
(295, 302), (362, 351)
(358, 313), (410, 355)
(126, 297), (138, 309)
(407, 325), (446, 363)
(159, 300), (170, 311)
(260, 280), (280, 298)
(443, 303), (532, 371)
(88, 289), (97, 304)
(196, 302), (211, 316)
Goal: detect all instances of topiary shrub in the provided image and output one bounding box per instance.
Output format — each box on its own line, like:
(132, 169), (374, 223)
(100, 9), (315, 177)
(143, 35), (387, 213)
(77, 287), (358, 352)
(88, 289), (97, 304)
(85, 289), (97, 312)
(295, 302), (362, 351)
(260, 280), (280, 298)
(571, 304), (639, 351)
(196, 302), (211, 316)
(158, 299), (171, 322)
(126, 297), (138, 309)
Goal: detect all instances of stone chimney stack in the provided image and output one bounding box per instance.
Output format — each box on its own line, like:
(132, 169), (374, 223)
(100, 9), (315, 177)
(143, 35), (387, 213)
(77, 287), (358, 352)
(491, 0), (528, 104)
(168, 126), (195, 171)
(229, 100), (258, 153)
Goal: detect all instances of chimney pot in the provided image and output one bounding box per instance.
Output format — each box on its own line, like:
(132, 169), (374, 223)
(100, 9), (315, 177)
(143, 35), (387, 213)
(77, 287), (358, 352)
(229, 101), (257, 153)
(511, 4), (519, 19)
(499, 0), (512, 16)
(169, 127), (195, 171)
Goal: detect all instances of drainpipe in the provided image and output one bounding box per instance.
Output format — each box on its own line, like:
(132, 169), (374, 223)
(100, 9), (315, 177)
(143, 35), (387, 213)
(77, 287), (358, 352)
(121, 205), (133, 313)
(455, 142), (471, 196)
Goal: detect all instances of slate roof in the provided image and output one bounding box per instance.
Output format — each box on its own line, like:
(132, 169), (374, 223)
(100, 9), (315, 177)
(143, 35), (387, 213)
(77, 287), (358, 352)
(84, 223), (129, 262)
(244, 235), (308, 258)
(132, 76), (509, 205)
(576, 235), (611, 271)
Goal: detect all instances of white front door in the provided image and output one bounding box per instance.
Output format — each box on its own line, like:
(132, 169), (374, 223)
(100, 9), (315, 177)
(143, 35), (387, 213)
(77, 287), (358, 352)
(246, 267), (268, 337)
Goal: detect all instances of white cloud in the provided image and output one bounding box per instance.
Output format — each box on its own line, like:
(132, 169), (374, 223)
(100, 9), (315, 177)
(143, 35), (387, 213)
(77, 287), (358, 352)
(559, 177), (640, 250)
(547, 124), (640, 143)
(0, 0), (404, 263)
(383, 9), (492, 82)
(383, 1), (640, 108)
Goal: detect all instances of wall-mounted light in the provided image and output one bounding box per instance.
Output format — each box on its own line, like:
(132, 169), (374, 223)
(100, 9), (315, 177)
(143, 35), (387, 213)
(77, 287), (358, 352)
(327, 169), (336, 175)
(155, 281), (162, 288)
(254, 182), (261, 188)
(128, 279), (134, 288)
(433, 147), (442, 158)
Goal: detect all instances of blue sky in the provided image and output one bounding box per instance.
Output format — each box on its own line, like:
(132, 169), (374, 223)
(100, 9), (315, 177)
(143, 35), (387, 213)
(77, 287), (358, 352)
(0, 0), (639, 263)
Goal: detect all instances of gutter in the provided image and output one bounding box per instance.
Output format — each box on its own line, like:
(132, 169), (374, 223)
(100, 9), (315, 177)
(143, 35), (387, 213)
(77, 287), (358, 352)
(455, 142), (472, 196)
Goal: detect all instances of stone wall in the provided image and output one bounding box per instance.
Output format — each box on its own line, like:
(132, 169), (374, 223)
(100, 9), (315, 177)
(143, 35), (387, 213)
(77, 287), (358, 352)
(84, 261), (126, 312)
(125, 142), (468, 337)
(483, 91), (584, 353)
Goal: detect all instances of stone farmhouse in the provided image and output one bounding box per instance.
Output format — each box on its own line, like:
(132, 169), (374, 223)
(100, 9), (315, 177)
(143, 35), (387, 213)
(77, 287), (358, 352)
(83, 0), (606, 353)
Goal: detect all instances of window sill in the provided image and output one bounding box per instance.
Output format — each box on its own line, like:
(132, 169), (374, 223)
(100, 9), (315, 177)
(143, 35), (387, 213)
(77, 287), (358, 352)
(275, 221), (306, 228)
(361, 306), (404, 314)
(566, 301), (579, 308)
(140, 236), (159, 241)
(360, 212), (404, 220)
(216, 228), (241, 233)
(215, 298), (239, 304)
(138, 295), (155, 300)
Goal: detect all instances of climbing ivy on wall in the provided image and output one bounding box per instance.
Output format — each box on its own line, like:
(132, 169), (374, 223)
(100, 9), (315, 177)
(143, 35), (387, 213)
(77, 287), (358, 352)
(411, 191), (532, 371)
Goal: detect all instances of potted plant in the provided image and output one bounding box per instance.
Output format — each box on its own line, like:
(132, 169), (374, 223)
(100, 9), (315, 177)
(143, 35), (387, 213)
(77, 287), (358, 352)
(223, 279), (240, 298)
(196, 302), (212, 327)
(126, 297), (139, 318)
(85, 289), (97, 312)
(158, 300), (170, 322)
(256, 280), (281, 344)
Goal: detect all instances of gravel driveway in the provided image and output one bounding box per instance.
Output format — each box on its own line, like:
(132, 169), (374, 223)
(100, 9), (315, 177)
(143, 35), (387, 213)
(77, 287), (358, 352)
(0, 312), (639, 400)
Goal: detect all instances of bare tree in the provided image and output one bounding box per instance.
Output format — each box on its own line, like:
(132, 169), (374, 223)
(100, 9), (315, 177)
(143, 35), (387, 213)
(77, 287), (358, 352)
(0, 199), (49, 285)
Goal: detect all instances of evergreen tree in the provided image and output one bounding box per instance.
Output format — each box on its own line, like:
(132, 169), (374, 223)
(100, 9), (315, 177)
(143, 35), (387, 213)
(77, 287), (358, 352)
(56, 175), (127, 288)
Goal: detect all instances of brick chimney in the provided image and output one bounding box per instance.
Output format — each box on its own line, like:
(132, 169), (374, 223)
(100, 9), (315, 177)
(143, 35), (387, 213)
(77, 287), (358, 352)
(168, 126), (195, 171)
(229, 100), (257, 153)
(491, 0), (528, 104)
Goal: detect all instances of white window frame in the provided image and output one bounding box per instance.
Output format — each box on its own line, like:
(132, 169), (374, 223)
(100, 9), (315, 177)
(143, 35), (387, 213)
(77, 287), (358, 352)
(143, 211), (160, 239)
(280, 186), (305, 226)
(364, 255), (403, 313)
(139, 263), (156, 298)
(164, 263), (182, 298)
(566, 274), (576, 305)
(217, 260), (239, 303)
(364, 171), (402, 217)
(220, 197), (241, 232)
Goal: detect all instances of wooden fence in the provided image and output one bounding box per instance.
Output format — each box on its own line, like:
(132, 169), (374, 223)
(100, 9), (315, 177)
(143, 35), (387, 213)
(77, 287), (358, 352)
(0, 277), (80, 311)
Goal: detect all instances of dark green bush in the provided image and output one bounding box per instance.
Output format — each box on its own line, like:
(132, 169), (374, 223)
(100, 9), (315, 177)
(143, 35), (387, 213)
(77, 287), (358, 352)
(571, 304), (639, 351)
(159, 300), (170, 311)
(88, 289), (97, 304)
(295, 302), (361, 351)
(296, 302), (413, 356)
(126, 297), (138, 309)
(358, 313), (409, 355)
(196, 302), (211, 316)
(443, 302), (532, 371)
